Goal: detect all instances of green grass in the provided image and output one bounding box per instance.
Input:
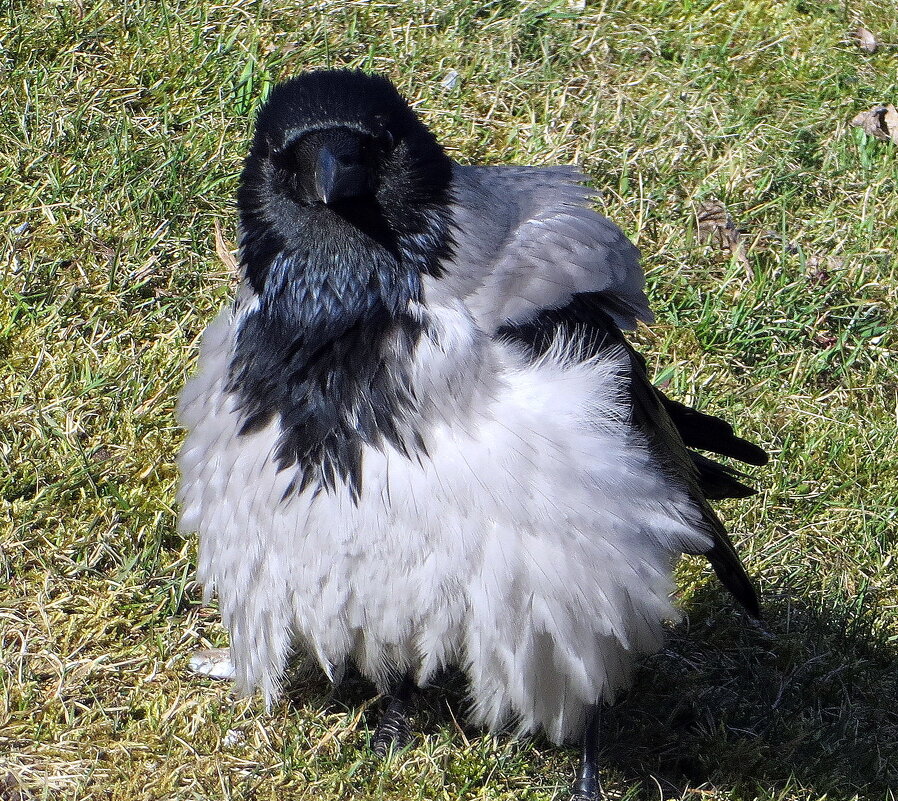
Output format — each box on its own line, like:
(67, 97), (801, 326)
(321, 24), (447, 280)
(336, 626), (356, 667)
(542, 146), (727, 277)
(2, 0), (898, 799)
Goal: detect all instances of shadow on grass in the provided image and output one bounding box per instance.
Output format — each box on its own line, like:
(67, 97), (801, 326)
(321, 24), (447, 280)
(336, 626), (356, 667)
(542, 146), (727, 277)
(601, 585), (898, 799)
(283, 585), (898, 800)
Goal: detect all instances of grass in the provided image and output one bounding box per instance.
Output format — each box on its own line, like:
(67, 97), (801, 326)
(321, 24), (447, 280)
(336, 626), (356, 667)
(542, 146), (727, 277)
(2, 0), (898, 798)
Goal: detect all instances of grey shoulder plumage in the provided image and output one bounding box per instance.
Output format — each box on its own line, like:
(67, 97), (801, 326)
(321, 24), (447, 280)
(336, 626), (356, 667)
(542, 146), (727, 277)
(437, 163), (652, 332)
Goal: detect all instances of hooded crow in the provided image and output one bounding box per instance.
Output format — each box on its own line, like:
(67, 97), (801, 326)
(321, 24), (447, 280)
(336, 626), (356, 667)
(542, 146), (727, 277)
(177, 70), (767, 800)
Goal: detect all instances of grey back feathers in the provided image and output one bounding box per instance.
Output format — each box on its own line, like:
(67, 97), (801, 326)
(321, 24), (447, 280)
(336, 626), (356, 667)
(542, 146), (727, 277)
(437, 164), (652, 332)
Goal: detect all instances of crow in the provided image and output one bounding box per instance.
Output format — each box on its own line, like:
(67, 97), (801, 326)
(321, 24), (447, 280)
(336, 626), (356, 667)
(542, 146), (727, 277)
(177, 69), (767, 800)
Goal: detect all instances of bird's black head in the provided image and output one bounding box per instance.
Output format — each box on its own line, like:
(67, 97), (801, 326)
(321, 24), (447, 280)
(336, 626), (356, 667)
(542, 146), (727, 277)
(237, 70), (454, 292)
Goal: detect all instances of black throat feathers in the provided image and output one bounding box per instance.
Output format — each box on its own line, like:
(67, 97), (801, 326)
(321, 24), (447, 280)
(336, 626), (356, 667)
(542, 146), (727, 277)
(227, 202), (450, 500)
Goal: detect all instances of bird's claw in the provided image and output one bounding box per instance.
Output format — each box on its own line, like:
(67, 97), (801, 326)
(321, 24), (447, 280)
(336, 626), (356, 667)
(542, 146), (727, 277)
(570, 776), (604, 801)
(371, 704), (413, 757)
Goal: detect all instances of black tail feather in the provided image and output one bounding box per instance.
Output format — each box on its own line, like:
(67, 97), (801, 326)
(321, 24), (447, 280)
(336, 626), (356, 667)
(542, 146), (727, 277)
(691, 452), (757, 499)
(662, 395), (768, 466)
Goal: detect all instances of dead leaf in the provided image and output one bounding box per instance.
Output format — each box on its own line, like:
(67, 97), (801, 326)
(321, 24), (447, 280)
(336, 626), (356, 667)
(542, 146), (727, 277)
(695, 199), (752, 279)
(852, 26), (879, 53)
(806, 254), (844, 286)
(850, 104), (898, 144)
(812, 332), (837, 349)
(887, 106), (898, 145)
(213, 219), (239, 274)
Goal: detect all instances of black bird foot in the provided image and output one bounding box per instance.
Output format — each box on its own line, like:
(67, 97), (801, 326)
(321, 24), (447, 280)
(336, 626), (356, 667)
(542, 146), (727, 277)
(570, 704), (604, 800)
(569, 775), (604, 801)
(371, 675), (416, 757)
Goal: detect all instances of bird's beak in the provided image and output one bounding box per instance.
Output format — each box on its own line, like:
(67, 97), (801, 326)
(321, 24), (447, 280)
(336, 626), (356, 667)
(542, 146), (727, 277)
(314, 145), (371, 205)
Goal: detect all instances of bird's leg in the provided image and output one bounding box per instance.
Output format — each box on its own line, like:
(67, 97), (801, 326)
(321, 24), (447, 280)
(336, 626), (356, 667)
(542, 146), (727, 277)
(371, 674), (417, 757)
(570, 704), (604, 801)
